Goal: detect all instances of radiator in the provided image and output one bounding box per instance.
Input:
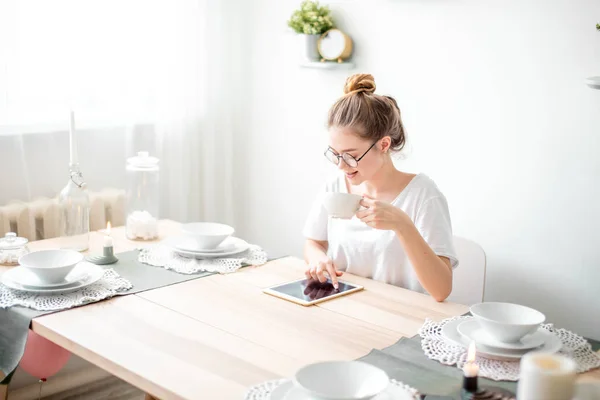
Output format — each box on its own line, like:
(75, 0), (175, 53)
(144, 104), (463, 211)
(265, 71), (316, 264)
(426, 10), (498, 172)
(0, 189), (125, 241)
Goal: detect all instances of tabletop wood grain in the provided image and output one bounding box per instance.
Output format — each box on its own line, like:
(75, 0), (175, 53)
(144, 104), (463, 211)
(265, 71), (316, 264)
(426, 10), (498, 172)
(2, 220), (595, 399)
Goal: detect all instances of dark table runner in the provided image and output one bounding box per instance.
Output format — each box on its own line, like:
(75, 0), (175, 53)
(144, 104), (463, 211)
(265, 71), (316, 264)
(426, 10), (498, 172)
(359, 333), (600, 399)
(0, 250), (215, 383)
(359, 336), (516, 399)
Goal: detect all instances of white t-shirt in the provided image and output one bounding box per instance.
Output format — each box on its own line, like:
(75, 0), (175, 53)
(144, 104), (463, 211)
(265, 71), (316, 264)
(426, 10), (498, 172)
(302, 173), (459, 294)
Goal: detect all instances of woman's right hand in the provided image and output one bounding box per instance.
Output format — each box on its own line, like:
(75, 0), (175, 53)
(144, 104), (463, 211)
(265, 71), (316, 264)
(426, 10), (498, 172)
(305, 258), (343, 289)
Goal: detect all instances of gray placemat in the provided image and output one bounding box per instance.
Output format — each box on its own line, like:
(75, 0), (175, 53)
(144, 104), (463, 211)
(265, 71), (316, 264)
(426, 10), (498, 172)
(0, 250), (215, 383)
(359, 336), (517, 400)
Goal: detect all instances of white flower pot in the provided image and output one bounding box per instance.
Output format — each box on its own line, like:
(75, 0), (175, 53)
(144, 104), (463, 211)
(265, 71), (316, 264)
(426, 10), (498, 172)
(302, 34), (321, 61)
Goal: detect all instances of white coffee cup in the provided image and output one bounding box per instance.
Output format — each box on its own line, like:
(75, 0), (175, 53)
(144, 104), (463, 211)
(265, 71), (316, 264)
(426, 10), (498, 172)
(517, 352), (576, 400)
(322, 193), (363, 219)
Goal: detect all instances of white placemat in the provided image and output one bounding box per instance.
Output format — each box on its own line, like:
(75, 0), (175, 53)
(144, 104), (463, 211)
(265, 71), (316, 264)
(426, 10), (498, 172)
(138, 244), (268, 274)
(0, 269), (132, 311)
(419, 316), (600, 381)
(244, 378), (419, 400)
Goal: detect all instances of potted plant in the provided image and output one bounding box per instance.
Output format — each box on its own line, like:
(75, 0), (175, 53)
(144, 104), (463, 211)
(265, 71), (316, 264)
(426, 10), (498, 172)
(287, 1), (334, 61)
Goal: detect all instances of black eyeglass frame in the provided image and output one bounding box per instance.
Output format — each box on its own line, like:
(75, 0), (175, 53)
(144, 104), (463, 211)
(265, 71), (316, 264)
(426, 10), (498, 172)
(324, 141), (378, 168)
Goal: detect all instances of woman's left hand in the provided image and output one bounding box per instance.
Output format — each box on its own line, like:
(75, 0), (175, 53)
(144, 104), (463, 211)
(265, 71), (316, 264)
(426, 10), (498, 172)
(356, 194), (411, 231)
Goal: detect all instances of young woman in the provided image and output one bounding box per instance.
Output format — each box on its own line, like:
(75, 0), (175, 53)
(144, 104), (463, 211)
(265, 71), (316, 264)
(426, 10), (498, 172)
(303, 74), (458, 302)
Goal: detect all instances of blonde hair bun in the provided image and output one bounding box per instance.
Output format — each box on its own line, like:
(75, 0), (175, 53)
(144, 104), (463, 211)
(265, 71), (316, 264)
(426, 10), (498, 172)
(343, 73), (376, 95)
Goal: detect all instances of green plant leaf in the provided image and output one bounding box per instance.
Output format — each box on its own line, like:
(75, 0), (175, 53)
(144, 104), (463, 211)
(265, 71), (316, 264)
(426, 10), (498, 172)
(287, 1), (335, 35)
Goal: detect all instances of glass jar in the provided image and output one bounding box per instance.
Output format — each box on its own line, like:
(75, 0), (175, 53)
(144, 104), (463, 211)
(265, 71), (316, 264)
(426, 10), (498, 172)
(58, 164), (90, 251)
(0, 232), (30, 266)
(125, 151), (160, 240)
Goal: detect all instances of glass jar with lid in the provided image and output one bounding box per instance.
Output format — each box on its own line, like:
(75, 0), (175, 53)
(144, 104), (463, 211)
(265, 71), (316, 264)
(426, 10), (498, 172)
(0, 232), (30, 266)
(125, 151), (160, 240)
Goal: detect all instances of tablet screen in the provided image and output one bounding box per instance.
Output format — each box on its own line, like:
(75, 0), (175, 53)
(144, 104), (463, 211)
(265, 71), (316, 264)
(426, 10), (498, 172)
(269, 278), (359, 302)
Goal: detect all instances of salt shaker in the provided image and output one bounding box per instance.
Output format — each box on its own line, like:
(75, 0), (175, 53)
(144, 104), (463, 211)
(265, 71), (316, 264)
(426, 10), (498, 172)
(0, 232), (30, 266)
(125, 151), (160, 240)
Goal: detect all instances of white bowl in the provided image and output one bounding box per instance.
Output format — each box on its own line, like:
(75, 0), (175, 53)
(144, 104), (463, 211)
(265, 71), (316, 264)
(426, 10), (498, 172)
(181, 222), (235, 250)
(293, 361), (389, 400)
(470, 302), (545, 343)
(18, 249), (84, 284)
(322, 193), (363, 219)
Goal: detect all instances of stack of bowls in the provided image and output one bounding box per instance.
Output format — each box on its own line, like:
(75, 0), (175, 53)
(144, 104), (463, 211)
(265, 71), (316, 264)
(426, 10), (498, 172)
(181, 222), (235, 250)
(164, 222), (251, 259)
(470, 302), (546, 343)
(1, 249), (105, 294)
(444, 302), (563, 361)
(267, 360), (415, 399)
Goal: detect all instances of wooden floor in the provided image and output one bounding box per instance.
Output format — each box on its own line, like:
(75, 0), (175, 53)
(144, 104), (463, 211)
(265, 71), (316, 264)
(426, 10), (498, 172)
(42, 376), (143, 400)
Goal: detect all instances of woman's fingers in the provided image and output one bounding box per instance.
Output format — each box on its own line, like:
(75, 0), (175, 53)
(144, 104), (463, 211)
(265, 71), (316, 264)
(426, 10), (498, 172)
(355, 208), (371, 219)
(305, 268), (312, 279)
(324, 262), (340, 289)
(308, 265), (319, 281)
(305, 260), (343, 288)
(359, 196), (377, 208)
(315, 263), (328, 283)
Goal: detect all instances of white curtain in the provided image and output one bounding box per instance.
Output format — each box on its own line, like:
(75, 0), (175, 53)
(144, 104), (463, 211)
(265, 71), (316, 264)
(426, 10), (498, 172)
(0, 0), (246, 224)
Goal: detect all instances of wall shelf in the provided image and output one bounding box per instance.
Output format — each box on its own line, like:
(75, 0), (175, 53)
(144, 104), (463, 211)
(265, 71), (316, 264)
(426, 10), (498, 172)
(300, 61), (355, 70)
(585, 76), (600, 90)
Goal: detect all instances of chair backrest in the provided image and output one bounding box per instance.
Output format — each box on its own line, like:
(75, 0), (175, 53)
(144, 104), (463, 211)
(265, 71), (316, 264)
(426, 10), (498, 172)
(447, 236), (486, 305)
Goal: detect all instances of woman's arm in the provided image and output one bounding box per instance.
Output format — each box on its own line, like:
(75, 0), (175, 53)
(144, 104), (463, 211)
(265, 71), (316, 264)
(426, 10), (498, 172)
(394, 223), (452, 302)
(357, 195), (453, 302)
(303, 239), (329, 264)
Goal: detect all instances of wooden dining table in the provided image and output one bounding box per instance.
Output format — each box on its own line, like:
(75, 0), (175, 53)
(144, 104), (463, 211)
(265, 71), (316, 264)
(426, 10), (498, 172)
(1, 219), (599, 399)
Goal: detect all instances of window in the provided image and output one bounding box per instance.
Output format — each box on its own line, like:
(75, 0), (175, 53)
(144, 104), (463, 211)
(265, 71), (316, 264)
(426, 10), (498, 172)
(0, 0), (196, 131)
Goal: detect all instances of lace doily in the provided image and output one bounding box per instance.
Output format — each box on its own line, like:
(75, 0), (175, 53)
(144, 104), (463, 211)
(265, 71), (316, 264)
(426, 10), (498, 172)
(138, 244), (268, 274)
(0, 269), (132, 311)
(244, 378), (419, 400)
(419, 316), (600, 381)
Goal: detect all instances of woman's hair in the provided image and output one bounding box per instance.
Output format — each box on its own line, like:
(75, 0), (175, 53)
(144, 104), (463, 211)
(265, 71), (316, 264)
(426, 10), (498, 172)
(328, 73), (406, 152)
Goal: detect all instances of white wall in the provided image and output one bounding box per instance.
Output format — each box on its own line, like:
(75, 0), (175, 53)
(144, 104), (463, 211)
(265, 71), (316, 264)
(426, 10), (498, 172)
(235, 0), (600, 339)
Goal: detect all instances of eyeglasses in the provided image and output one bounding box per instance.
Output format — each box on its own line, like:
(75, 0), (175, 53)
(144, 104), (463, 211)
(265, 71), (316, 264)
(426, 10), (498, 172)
(324, 141), (378, 168)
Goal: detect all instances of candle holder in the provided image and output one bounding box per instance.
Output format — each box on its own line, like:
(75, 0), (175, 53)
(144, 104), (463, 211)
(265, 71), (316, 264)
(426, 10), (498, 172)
(461, 383), (515, 400)
(86, 246), (119, 265)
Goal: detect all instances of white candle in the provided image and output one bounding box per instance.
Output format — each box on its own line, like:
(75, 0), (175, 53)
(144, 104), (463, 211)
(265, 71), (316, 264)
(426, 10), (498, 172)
(463, 341), (479, 377)
(103, 221), (113, 248)
(69, 110), (78, 165)
(517, 353), (576, 400)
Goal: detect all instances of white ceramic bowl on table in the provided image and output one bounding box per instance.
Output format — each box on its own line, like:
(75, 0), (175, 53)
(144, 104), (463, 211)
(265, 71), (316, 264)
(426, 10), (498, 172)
(293, 361), (389, 400)
(18, 249), (84, 284)
(470, 302), (545, 343)
(181, 222), (235, 250)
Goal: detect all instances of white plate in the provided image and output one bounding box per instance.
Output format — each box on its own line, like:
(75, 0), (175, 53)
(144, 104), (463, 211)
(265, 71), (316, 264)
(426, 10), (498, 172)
(173, 236), (238, 253)
(270, 380), (414, 400)
(441, 318), (562, 361)
(2, 263), (105, 294)
(457, 319), (545, 350)
(165, 237), (250, 258)
(4, 262), (94, 289)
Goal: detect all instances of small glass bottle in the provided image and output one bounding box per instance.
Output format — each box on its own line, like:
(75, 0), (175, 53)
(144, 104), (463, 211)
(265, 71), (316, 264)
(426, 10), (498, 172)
(58, 163), (90, 251)
(0, 232), (30, 266)
(125, 151), (160, 240)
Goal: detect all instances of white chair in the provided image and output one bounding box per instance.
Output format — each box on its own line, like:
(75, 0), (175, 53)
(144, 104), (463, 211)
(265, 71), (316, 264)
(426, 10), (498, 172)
(447, 236), (486, 305)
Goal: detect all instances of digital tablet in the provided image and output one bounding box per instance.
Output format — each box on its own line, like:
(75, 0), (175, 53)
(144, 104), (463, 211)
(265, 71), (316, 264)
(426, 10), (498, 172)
(263, 278), (364, 306)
